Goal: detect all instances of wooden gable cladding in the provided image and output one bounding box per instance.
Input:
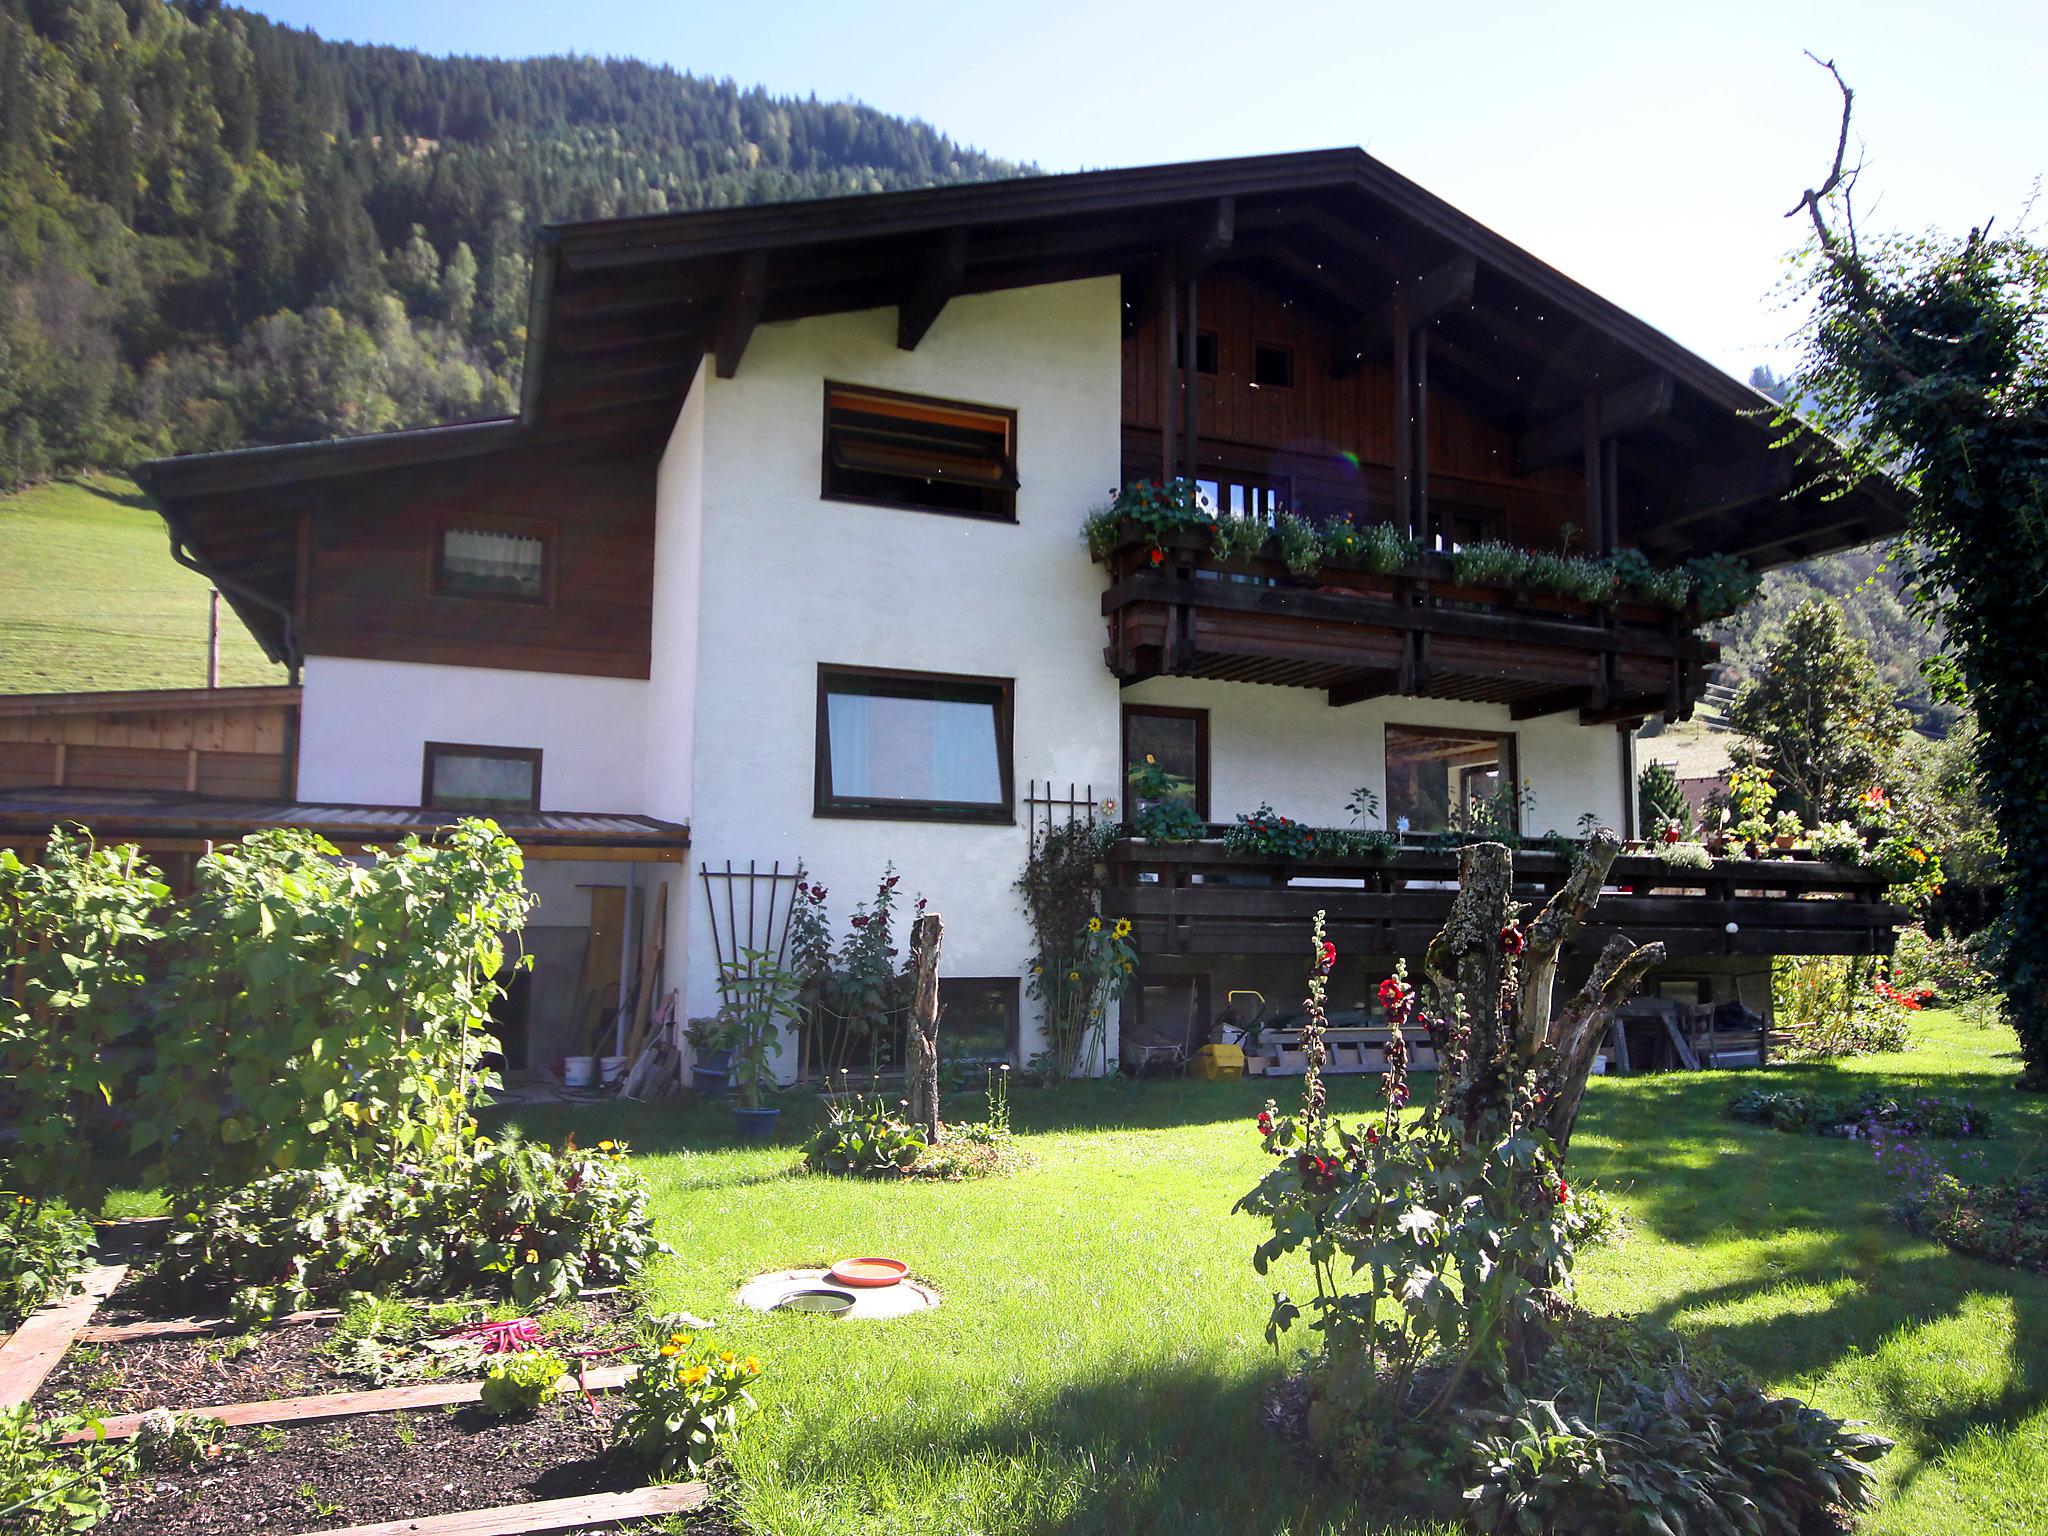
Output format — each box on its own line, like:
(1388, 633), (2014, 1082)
(297, 440), (659, 680)
(1121, 268), (1588, 546)
(0, 687), (299, 799)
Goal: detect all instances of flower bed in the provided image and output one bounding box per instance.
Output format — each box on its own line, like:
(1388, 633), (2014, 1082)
(1727, 1087), (1991, 1138)
(1901, 1171), (2048, 1274)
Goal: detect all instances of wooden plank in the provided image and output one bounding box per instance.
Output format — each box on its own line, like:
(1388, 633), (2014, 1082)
(296, 1483), (708, 1536)
(78, 1286), (625, 1345)
(68, 1364), (637, 1443)
(0, 1264), (126, 1408)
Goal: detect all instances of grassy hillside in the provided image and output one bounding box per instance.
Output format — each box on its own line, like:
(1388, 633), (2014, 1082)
(0, 475), (284, 694)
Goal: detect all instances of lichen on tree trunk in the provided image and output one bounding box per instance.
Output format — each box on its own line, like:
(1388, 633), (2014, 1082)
(904, 911), (943, 1140)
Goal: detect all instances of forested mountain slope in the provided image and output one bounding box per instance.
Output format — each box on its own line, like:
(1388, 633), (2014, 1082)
(0, 0), (1027, 488)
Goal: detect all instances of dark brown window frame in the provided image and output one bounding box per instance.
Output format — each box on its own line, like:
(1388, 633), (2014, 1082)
(1251, 341), (1296, 389)
(431, 514), (558, 607)
(938, 976), (1022, 1064)
(421, 742), (544, 813)
(1121, 704), (1211, 823)
(819, 381), (1020, 523)
(1383, 723), (1519, 835)
(814, 663), (1015, 824)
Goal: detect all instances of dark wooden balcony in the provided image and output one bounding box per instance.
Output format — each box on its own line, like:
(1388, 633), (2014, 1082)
(1098, 528), (1715, 722)
(1103, 839), (1906, 962)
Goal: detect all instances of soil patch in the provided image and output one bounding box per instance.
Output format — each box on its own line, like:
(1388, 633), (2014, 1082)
(95, 1394), (739, 1535)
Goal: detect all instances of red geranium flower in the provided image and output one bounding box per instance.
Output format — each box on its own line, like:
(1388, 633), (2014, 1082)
(1149, 547), (1166, 566)
(1555, 1179), (1571, 1205)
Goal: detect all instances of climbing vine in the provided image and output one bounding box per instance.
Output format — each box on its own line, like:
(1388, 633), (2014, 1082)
(1784, 59), (2048, 1085)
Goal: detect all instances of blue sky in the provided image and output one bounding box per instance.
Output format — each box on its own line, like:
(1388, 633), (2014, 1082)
(260, 0), (2044, 380)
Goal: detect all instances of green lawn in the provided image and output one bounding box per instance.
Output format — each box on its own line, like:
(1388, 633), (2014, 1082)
(0, 475), (283, 694)
(484, 1008), (2047, 1536)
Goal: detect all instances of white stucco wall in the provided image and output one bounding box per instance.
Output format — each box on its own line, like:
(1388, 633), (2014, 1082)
(668, 278), (1127, 1070)
(296, 655), (649, 813)
(1120, 678), (1630, 837)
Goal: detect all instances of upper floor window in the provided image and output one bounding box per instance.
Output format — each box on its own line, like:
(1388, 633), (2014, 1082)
(435, 522), (550, 602)
(1384, 725), (1517, 835)
(1173, 329), (1219, 375)
(423, 742), (542, 813)
(1252, 343), (1295, 389)
(815, 665), (1013, 823)
(822, 383), (1017, 521)
(1124, 705), (1209, 825)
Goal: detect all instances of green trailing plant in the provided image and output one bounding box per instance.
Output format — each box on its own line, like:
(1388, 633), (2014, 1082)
(1524, 550), (1618, 605)
(1605, 546), (1695, 608)
(1082, 477), (1209, 560)
(1211, 512), (1271, 562)
(1357, 520), (1421, 574)
(1685, 552), (1763, 620)
(1808, 819), (1865, 864)
(1125, 753), (1206, 842)
(0, 830), (169, 1204)
(1274, 510), (1324, 576)
(479, 1349), (570, 1418)
(0, 1196), (95, 1330)
(1449, 540), (1532, 589)
(1018, 818), (1131, 1081)
(1654, 841), (1713, 871)
(0, 1404), (130, 1535)
(615, 1323), (761, 1479)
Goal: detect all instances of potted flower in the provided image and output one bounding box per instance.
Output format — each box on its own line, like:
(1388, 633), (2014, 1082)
(1772, 809), (1805, 853)
(719, 950), (796, 1140)
(685, 1015), (739, 1095)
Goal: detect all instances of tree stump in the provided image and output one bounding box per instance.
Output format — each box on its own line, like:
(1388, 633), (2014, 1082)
(905, 912), (943, 1140)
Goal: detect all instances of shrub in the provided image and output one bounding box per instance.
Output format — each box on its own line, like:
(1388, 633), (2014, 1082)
(479, 1350), (569, 1418)
(1893, 922), (1997, 1003)
(615, 1324), (761, 1479)
(0, 1404), (131, 1535)
(0, 1197), (95, 1329)
(804, 1087), (928, 1176)
(161, 1137), (667, 1319)
(1275, 511), (1324, 576)
(1559, 1181), (1629, 1249)
(1903, 1171), (2048, 1272)
(1727, 1087), (1990, 1138)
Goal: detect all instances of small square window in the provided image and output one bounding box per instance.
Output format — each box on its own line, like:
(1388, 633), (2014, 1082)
(436, 524), (549, 602)
(1176, 330), (1219, 375)
(423, 743), (541, 813)
(823, 384), (1017, 520)
(939, 978), (1020, 1064)
(1252, 344), (1294, 388)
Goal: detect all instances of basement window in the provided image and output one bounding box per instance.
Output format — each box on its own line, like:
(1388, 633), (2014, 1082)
(939, 978), (1021, 1064)
(815, 665), (1013, 823)
(435, 523), (550, 602)
(1252, 343), (1295, 388)
(423, 743), (542, 814)
(822, 383), (1018, 520)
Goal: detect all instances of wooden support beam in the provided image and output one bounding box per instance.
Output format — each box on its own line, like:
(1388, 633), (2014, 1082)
(1331, 251), (1475, 378)
(711, 253), (767, 379)
(1511, 688), (1589, 720)
(1583, 392), (1605, 547)
(1328, 670), (1401, 708)
(1390, 297), (1413, 527)
(1579, 693), (1664, 726)
(1645, 452), (1797, 531)
(1515, 373), (1675, 473)
(1158, 245), (1178, 479)
(897, 229), (968, 350)
(1123, 199), (1234, 336)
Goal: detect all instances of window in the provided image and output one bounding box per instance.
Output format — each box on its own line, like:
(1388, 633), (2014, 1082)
(435, 523), (550, 602)
(422, 743), (542, 813)
(1175, 329), (1219, 375)
(815, 666), (1013, 822)
(1384, 725), (1517, 835)
(1123, 973), (1213, 1067)
(1252, 343), (1295, 388)
(939, 978), (1019, 1064)
(1123, 705), (1209, 823)
(822, 383), (1018, 520)
(1194, 469), (1290, 527)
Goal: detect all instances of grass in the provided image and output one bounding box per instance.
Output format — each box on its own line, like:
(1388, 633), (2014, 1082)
(0, 474), (283, 694)
(482, 1008), (2047, 1536)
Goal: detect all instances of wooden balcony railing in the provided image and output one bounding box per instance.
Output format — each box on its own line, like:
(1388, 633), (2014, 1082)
(1098, 528), (1715, 722)
(1103, 839), (1906, 962)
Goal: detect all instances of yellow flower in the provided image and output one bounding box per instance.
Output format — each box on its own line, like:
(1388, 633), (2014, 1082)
(659, 1344), (679, 1357)
(524, 1249), (538, 1264)
(1145, 754), (1156, 764)
(1067, 970), (1080, 981)
(1088, 917), (1102, 933)
(669, 1332), (689, 1345)
(597, 1140), (616, 1151)
(719, 1349), (736, 1363)
(681, 1364), (709, 1386)
(1113, 918), (1131, 939)
(744, 1356), (761, 1375)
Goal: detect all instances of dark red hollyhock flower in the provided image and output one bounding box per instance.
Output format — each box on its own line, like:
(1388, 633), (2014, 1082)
(1365, 1125), (1379, 1144)
(1256, 1110), (1274, 1135)
(1377, 976), (1412, 1010)
(1317, 940), (1337, 975)
(884, 875), (900, 890)
(850, 915), (868, 928)
(1555, 1179), (1571, 1205)
(1500, 924), (1527, 955)
(813, 887), (827, 902)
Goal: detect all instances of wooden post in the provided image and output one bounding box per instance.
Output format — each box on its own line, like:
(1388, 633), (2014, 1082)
(1391, 298), (1413, 537)
(1414, 327), (1431, 549)
(1183, 278), (1199, 486)
(1583, 393), (1605, 552)
(207, 589), (220, 689)
(905, 911), (944, 1140)
(1158, 248), (1178, 481)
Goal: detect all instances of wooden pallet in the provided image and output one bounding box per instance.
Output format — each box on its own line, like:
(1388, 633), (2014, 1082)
(299, 1482), (708, 1536)
(0, 1264), (128, 1408)
(64, 1363), (637, 1443)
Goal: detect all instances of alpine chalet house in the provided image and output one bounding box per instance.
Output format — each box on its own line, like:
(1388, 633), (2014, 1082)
(68, 150), (1909, 1078)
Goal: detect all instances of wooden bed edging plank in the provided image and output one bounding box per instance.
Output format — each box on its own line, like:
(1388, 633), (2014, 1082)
(65, 1363), (636, 1442)
(76, 1285), (627, 1344)
(297, 1482), (708, 1536)
(0, 1264), (128, 1408)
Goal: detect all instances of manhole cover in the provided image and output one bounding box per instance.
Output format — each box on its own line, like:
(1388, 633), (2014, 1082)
(738, 1268), (939, 1319)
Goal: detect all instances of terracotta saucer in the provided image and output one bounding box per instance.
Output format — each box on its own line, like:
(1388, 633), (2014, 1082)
(827, 1256), (908, 1288)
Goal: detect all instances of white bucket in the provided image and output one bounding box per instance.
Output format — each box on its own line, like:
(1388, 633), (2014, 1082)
(563, 1055), (596, 1088)
(600, 1055), (629, 1086)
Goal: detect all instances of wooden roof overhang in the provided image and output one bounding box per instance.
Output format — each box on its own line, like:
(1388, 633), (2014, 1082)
(0, 787), (690, 863)
(137, 149), (1910, 672)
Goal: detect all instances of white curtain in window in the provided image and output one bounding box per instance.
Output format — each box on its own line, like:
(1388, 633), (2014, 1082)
(931, 698), (1000, 803)
(827, 692), (873, 796)
(443, 528), (544, 594)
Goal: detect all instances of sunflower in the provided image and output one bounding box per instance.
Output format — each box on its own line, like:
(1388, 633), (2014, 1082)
(1113, 918), (1132, 939)
(1088, 917), (1102, 933)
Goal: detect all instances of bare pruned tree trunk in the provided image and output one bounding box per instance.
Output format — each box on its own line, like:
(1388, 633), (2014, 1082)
(905, 911), (943, 1140)
(1424, 832), (1663, 1152)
